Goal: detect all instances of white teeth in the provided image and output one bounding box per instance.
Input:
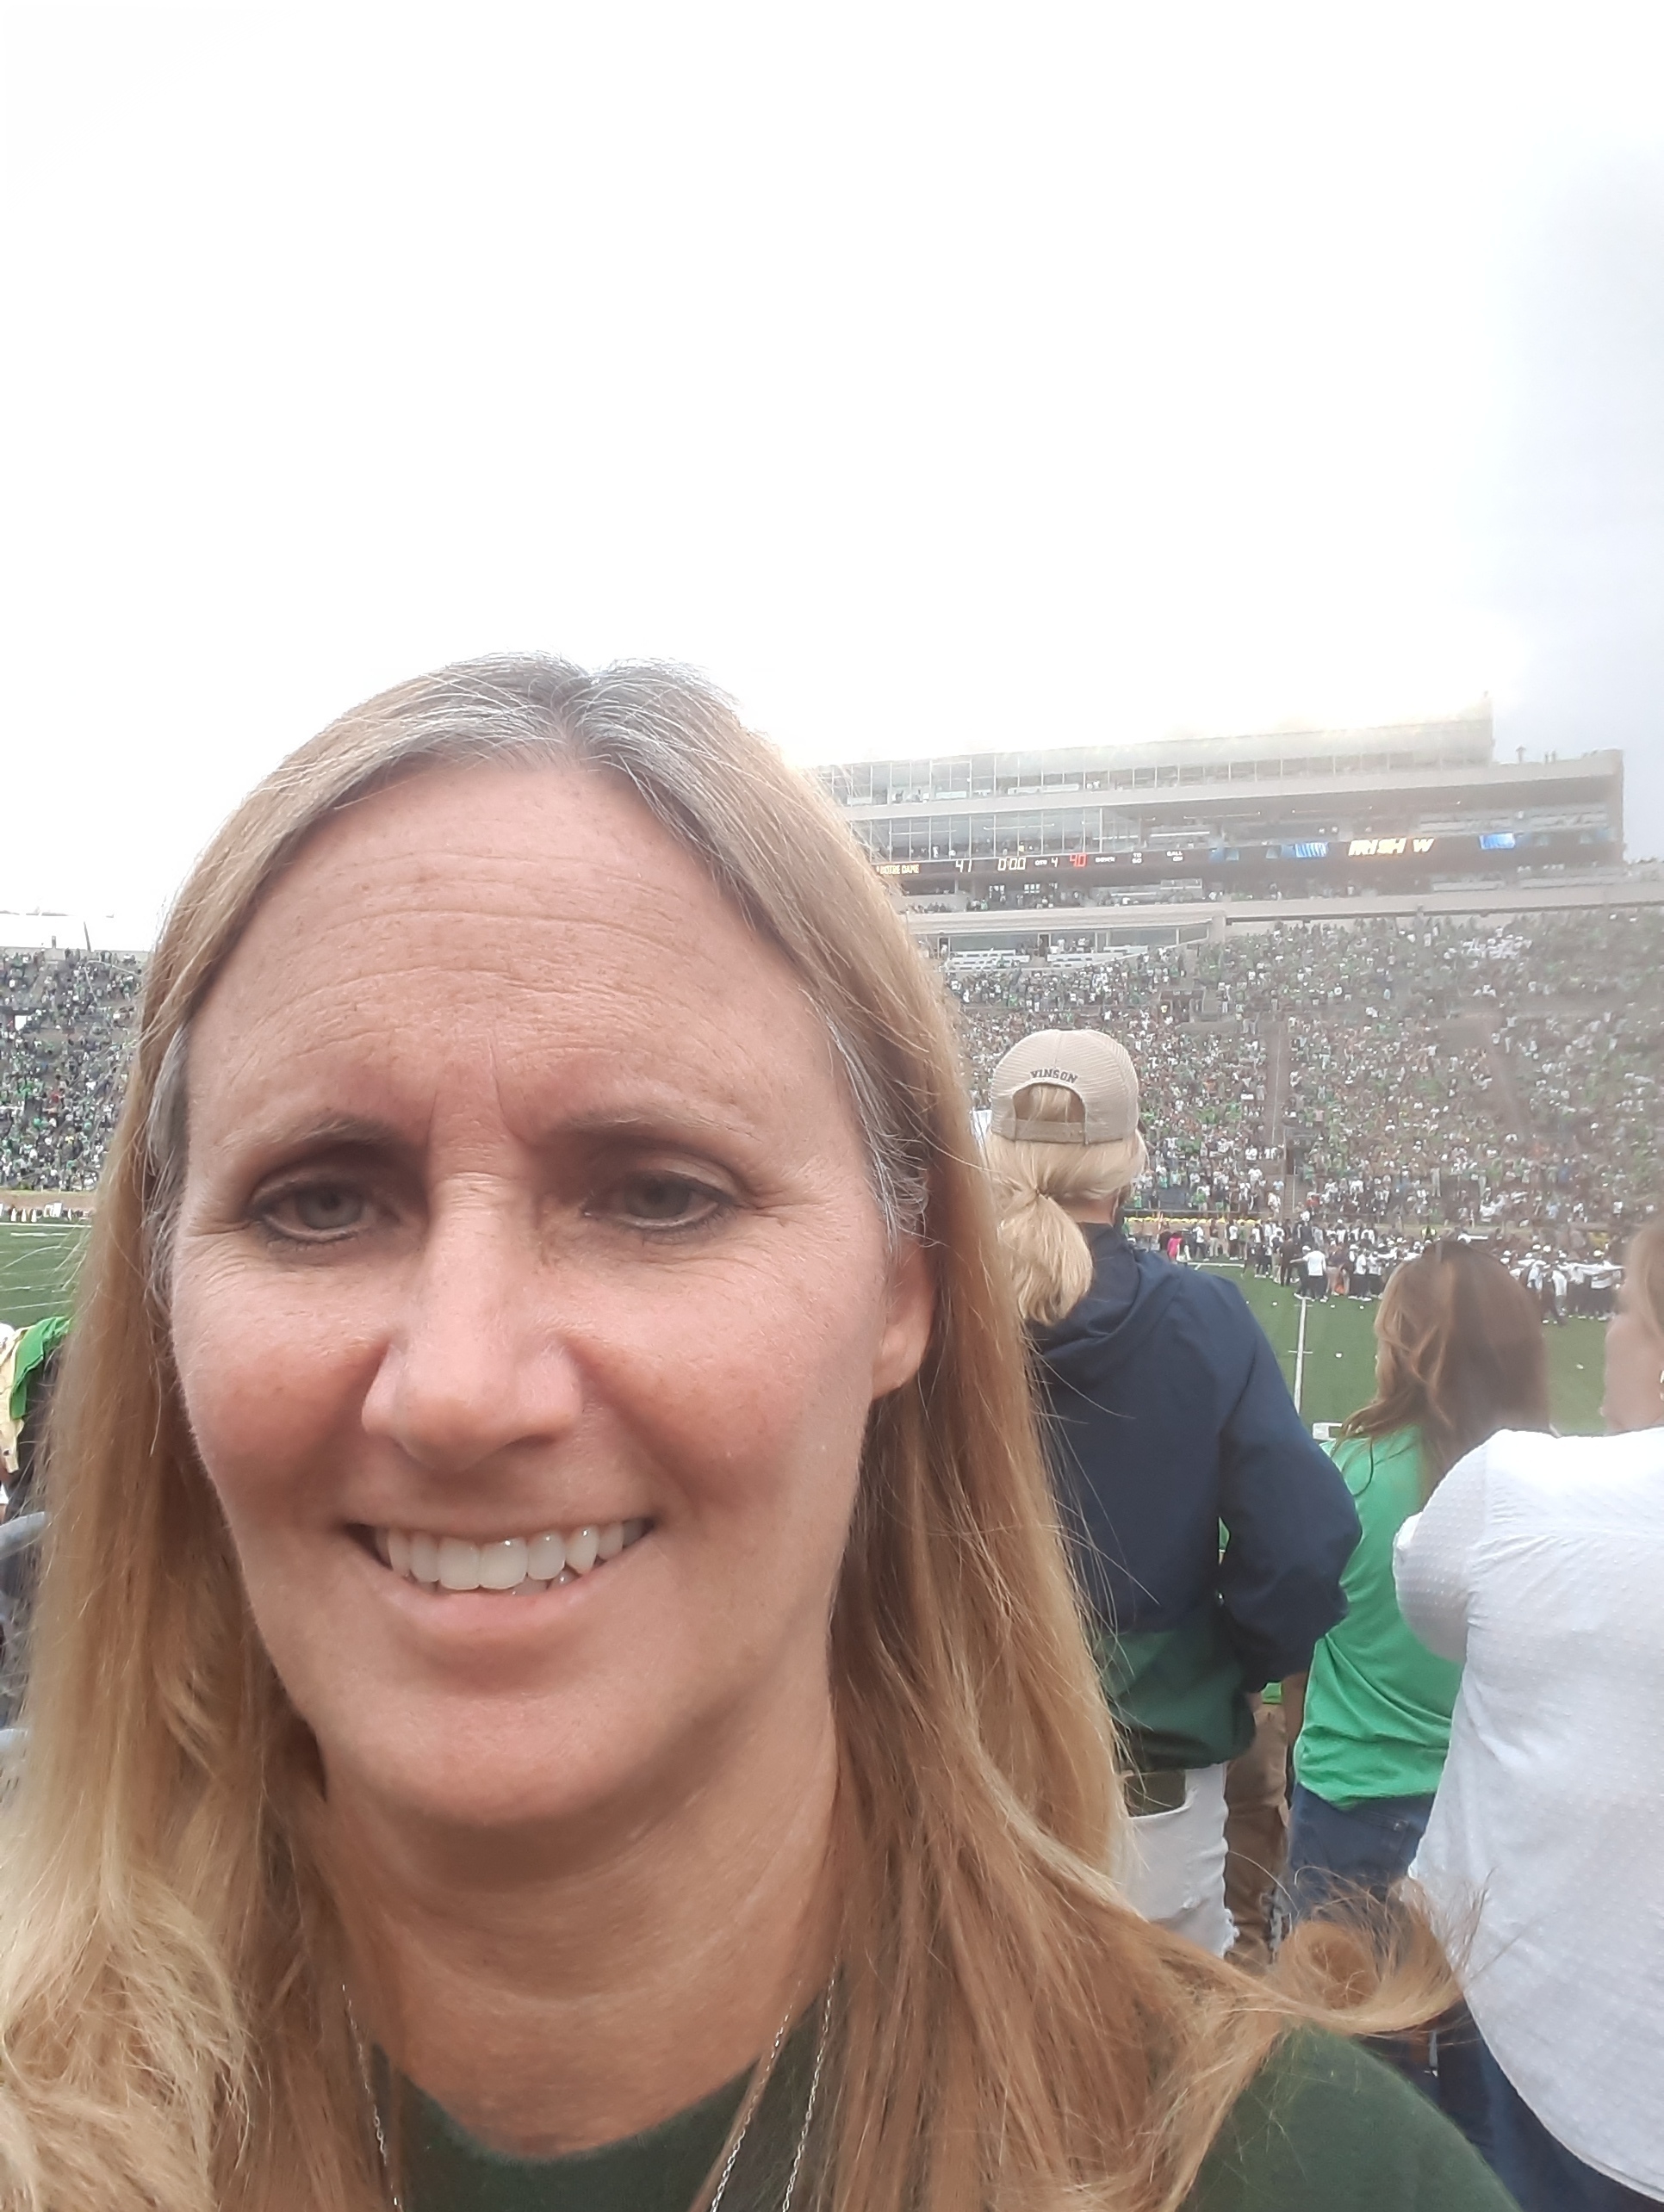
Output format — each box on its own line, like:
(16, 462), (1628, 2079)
(373, 1518), (647, 1593)
(438, 1538), (481, 1591)
(477, 1537), (529, 1590)
(527, 1529), (567, 1582)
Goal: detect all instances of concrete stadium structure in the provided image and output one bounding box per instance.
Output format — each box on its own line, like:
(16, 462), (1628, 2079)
(816, 706), (1626, 949)
(908, 872), (1664, 956)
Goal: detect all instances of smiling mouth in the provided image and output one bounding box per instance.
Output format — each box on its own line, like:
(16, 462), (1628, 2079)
(365, 1519), (649, 1594)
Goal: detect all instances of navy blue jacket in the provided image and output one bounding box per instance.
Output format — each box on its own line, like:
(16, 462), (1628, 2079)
(1032, 1225), (1359, 1769)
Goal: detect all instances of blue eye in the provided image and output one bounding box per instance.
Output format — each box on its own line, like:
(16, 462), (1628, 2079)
(295, 1185), (364, 1230)
(263, 1182), (368, 1237)
(605, 1173), (724, 1229)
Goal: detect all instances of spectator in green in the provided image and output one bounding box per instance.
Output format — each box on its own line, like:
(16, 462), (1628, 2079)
(1283, 1240), (1549, 1910)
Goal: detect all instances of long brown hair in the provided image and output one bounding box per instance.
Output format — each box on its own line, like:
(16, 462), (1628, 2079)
(1340, 1238), (1550, 1491)
(0, 656), (1443, 2212)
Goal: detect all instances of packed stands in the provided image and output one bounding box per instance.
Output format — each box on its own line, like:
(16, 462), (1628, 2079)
(950, 908), (1663, 1237)
(953, 961), (1275, 1217)
(0, 951), (144, 1193)
(1, 912), (1659, 1236)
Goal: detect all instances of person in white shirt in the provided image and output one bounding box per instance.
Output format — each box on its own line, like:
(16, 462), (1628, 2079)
(1394, 1216), (1664, 2210)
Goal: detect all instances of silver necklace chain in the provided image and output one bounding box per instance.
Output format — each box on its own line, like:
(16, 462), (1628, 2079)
(351, 1990), (830, 2212)
(348, 2003), (403, 2212)
(707, 1990), (829, 2212)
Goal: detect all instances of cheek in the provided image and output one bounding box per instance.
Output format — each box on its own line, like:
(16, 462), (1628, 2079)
(171, 1255), (368, 1526)
(590, 1265), (884, 1529)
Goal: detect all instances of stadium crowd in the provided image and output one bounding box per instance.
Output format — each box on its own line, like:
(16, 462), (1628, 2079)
(2, 915), (1661, 1242)
(0, 951), (143, 1193)
(948, 908), (1663, 1237)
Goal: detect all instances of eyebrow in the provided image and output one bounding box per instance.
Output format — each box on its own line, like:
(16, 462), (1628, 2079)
(242, 1113), (412, 1158)
(541, 1106), (736, 1143)
(243, 1104), (742, 1157)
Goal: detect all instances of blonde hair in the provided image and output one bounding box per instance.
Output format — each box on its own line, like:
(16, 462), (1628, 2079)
(0, 657), (1440, 2212)
(985, 1083), (1140, 1324)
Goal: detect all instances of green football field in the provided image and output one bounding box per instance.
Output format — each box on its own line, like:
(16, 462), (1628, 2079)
(1216, 1265), (1608, 1436)
(0, 1224), (1611, 1435)
(0, 1222), (88, 1331)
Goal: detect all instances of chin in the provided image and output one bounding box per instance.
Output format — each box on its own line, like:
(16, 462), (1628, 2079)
(356, 1734), (643, 1838)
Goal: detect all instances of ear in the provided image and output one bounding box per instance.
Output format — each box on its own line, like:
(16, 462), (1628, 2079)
(871, 1236), (935, 1400)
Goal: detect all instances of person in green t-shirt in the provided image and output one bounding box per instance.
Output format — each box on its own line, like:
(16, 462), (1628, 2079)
(1285, 1239), (1549, 1914)
(1288, 1427), (1464, 1877)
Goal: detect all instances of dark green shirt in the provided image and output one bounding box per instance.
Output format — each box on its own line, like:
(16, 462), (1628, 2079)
(396, 2026), (1512, 2210)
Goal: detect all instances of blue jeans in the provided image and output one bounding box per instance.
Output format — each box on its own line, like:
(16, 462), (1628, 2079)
(1282, 1786), (1494, 2151)
(1284, 1781), (1433, 1912)
(1474, 2035), (1659, 2210)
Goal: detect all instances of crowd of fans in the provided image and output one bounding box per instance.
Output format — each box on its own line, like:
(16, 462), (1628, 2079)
(949, 908), (1663, 1238)
(2, 914), (1661, 1240)
(0, 952), (144, 1192)
(952, 959), (1275, 1215)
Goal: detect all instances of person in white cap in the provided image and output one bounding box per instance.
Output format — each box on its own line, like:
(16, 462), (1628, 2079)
(985, 1030), (1359, 1956)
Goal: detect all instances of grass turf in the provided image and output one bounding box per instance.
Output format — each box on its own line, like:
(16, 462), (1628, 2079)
(1216, 1263), (1607, 1436)
(0, 1222), (87, 1332)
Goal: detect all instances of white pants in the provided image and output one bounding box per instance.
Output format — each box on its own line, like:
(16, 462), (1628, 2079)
(1118, 1763), (1235, 1955)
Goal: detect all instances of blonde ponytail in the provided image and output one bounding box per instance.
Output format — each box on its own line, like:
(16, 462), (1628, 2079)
(985, 1083), (1140, 1325)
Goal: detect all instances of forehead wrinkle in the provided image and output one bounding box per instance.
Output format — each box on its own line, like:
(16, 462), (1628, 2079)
(189, 759), (866, 1175)
(220, 875), (805, 1050)
(208, 759), (798, 1028)
(239, 791), (731, 963)
(195, 944), (841, 1176)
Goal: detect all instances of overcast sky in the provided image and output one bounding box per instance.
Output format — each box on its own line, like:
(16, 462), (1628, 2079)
(3, 1), (1662, 944)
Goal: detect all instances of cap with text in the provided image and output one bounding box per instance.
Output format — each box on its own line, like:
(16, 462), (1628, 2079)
(988, 1029), (1142, 1149)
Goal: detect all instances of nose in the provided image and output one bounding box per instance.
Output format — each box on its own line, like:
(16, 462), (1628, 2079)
(360, 1193), (584, 1476)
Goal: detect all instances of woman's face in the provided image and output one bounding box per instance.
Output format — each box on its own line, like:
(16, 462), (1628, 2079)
(170, 764), (933, 1837)
(1602, 1267), (1664, 1433)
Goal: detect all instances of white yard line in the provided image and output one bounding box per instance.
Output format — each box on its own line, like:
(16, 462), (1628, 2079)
(1293, 1293), (1308, 1415)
